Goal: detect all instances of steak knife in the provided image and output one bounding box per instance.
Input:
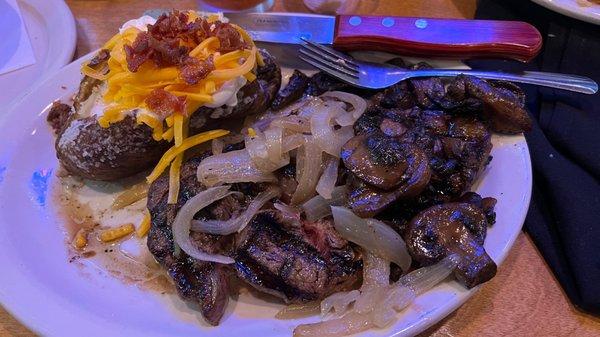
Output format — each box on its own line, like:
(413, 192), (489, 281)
(226, 12), (542, 62)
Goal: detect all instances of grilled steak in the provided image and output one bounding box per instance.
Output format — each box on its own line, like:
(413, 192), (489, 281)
(147, 155), (246, 325)
(148, 152), (360, 320)
(235, 211), (361, 303)
(271, 69), (309, 110)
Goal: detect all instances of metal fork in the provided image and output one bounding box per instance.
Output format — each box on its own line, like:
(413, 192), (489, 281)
(299, 39), (598, 95)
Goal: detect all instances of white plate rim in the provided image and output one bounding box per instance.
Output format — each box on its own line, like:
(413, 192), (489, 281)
(0, 48), (532, 337)
(531, 0), (600, 25)
(4, 0), (77, 108)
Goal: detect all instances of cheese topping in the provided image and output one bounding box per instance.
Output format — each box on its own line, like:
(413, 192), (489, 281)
(80, 10), (259, 204)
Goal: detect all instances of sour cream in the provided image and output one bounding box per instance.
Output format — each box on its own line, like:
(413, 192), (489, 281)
(118, 11), (228, 33)
(206, 76), (247, 108)
(118, 15), (157, 33)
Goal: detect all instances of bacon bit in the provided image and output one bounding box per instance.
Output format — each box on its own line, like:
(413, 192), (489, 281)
(125, 31), (189, 72)
(124, 32), (151, 72)
(147, 36), (189, 67)
(181, 55), (215, 85)
(212, 21), (248, 53)
(124, 11), (247, 72)
(145, 89), (187, 117)
(148, 10), (197, 42)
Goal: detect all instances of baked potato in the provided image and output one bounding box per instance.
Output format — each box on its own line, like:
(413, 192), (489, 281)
(51, 49), (281, 181)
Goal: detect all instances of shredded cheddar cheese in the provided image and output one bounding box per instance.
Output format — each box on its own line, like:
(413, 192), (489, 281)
(146, 129), (230, 183)
(168, 154), (184, 204)
(100, 223), (135, 242)
(82, 11), (259, 204)
(72, 229), (88, 249)
(136, 210), (152, 238)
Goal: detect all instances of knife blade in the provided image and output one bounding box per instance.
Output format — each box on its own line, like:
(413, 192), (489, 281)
(226, 12), (542, 62)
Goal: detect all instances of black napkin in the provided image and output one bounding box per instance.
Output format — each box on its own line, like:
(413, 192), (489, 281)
(468, 0), (600, 315)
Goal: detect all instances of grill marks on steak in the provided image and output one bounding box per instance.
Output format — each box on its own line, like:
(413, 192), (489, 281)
(147, 155), (243, 325)
(147, 156), (360, 322)
(235, 211), (361, 303)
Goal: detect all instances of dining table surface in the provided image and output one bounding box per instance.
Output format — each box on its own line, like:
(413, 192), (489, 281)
(1, 0), (600, 336)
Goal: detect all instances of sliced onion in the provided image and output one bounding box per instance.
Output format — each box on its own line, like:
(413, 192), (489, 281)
(291, 139), (323, 205)
(246, 129), (289, 172)
(321, 91), (367, 119)
(276, 302), (320, 319)
(282, 134), (305, 153)
(316, 156), (339, 199)
(352, 252), (391, 316)
(296, 97), (326, 119)
(277, 95), (320, 117)
(172, 186), (234, 264)
(274, 202), (301, 221)
(361, 252), (390, 289)
(331, 206), (412, 272)
(293, 311), (373, 337)
(191, 185), (280, 235)
(298, 255), (459, 336)
(334, 112), (355, 127)
(320, 290), (360, 318)
(264, 126), (283, 161)
(310, 104), (353, 157)
(302, 185), (348, 222)
(399, 254), (459, 294)
(197, 149), (277, 186)
(271, 115), (311, 133)
(354, 287), (390, 316)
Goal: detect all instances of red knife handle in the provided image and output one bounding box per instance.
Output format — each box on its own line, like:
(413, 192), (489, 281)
(333, 15), (542, 62)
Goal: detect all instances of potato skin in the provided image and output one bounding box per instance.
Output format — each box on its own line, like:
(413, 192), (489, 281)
(56, 115), (169, 181)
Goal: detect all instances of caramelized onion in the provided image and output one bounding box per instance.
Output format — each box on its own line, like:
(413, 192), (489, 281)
(294, 254), (459, 337)
(196, 93), (366, 201)
(291, 139), (323, 205)
(246, 128), (289, 171)
(172, 186), (234, 264)
(320, 290), (360, 318)
(191, 185), (280, 235)
(197, 149), (277, 186)
(331, 206), (411, 272)
(302, 185), (348, 222)
(310, 104), (354, 157)
(276, 302), (321, 320)
(321, 91), (367, 119)
(316, 155), (339, 199)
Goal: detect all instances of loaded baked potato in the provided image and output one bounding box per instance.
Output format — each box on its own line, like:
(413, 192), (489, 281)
(48, 11), (281, 181)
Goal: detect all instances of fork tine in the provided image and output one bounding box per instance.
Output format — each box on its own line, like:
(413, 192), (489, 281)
(299, 48), (359, 78)
(301, 38), (359, 67)
(301, 43), (359, 72)
(299, 54), (359, 86)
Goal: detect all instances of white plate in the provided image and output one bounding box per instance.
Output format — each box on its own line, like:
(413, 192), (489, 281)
(531, 0), (600, 25)
(0, 47), (532, 337)
(0, 0), (76, 108)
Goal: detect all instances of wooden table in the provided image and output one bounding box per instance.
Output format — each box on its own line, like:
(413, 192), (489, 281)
(2, 1), (599, 336)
